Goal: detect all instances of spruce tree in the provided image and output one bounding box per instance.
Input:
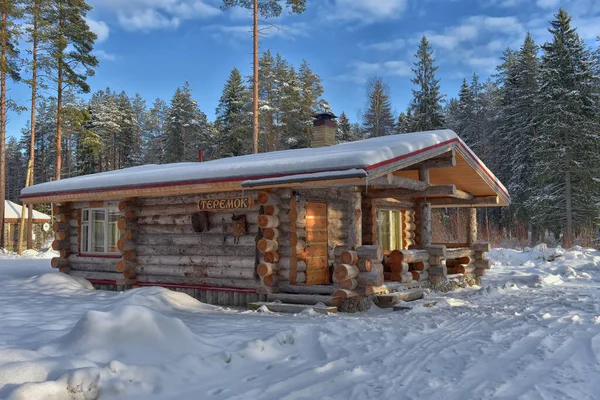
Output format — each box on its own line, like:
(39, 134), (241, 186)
(221, 0), (307, 153)
(215, 67), (251, 157)
(163, 82), (209, 163)
(336, 111), (356, 143)
(530, 9), (600, 245)
(362, 77), (395, 137)
(395, 111), (412, 134)
(409, 36), (445, 131)
(47, 0), (98, 180)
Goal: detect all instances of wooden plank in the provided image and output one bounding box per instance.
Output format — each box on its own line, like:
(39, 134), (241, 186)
(305, 269), (329, 285)
(374, 289), (430, 308)
(267, 293), (341, 307)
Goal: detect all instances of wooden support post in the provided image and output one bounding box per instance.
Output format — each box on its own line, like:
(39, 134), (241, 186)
(348, 189), (362, 250)
(420, 201), (432, 248)
(467, 208), (477, 247)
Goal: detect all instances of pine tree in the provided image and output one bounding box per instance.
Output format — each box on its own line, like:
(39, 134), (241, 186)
(74, 106), (100, 175)
(409, 36), (445, 131)
(47, 0), (98, 180)
(221, 0), (307, 153)
(0, 0), (23, 248)
(529, 9), (600, 245)
(90, 88), (120, 171)
(128, 93), (147, 166)
(362, 77), (395, 137)
(257, 50), (277, 152)
(163, 82), (209, 163)
(215, 67), (251, 158)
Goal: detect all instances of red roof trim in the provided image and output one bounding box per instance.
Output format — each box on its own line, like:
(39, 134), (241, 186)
(22, 137), (509, 201)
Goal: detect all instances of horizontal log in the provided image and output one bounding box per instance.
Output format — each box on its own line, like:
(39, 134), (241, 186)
(135, 264), (256, 280)
(375, 289), (429, 308)
(472, 259), (493, 270)
(432, 242), (468, 249)
(474, 251), (486, 261)
(473, 242), (491, 252)
(356, 258), (373, 272)
(355, 245), (383, 262)
(446, 265), (466, 275)
(136, 255), (256, 269)
(262, 204), (279, 215)
(370, 173), (429, 191)
(475, 268), (486, 276)
(116, 259), (136, 273)
(263, 228), (280, 241)
(365, 285), (388, 295)
(390, 263), (409, 273)
(336, 278), (358, 290)
(123, 250), (136, 261)
(411, 270), (429, 281)
(258, 215), (279, 229)
(278, 282), (336, 295)
(257, 263), (277, 277)
(136, 274), (260, 289)
(117, 239), (136, 252)
(334, 264), (359, 281)
(384, 271), (413, 283)
(117, 218), (137, 231)
(333, 289), (359, 299)
(262, 274), (278, 287)
(267, 293), (341, 307)
(426, 245), (447, 257)
(410, 261), (429, 271)
(446, 248), (475, 259)
(340, 250), (358, 265)
(446, 257), (471, 267)
(398, 250), (430, 263)
(70, 271), (123, 281)
(136, 233), (257, 247)
(278, 258), (307, 272)
(53, 222), (70, 233)
(120, 229), (136, 241)
(263, 251), (280, 263)
(136, 244), (256, 258)
(56, 230), (69, 241)
(51, 257), (69, 268)
(279, 270), (305, 283)
(52, 240), (71, 251)
(257, 238), (278, 253)
(357, 271), (384, 286)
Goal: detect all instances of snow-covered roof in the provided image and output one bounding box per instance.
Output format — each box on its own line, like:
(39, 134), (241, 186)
(21, 130), (509, 204)
(4, 200), (51, 221)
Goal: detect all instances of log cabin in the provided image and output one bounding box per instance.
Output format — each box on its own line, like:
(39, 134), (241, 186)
(20, 113), (509, 311)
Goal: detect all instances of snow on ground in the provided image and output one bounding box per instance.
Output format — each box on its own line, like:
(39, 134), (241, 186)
(1, 245), (599, 400)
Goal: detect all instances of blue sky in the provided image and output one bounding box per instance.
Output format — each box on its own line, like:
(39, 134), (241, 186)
(7, 0), (600, 136)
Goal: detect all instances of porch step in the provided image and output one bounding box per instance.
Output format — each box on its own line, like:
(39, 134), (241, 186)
(248, 301), (338, 314)
(267, 293), (341, 307)
(374, 289), (430, 308)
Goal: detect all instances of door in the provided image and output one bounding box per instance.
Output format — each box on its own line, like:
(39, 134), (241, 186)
(305, 202), (329, 285)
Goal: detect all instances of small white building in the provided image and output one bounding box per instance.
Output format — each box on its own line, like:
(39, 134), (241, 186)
(3, 200), (53, 251)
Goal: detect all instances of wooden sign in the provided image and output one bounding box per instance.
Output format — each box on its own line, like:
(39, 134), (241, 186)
(198, 197), (252, 211)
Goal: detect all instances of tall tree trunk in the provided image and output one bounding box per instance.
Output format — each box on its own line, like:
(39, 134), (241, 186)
(0, 11), (7, 249)
(252, 0), (258, 154)
(56, 69), (62, 180)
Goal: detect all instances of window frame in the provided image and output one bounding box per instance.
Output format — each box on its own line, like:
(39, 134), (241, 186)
(80, 207), (120, 255)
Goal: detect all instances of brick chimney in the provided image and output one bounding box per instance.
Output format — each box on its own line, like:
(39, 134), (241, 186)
(312, 112), (337, 148)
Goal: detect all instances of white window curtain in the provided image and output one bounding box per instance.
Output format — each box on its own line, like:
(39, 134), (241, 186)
(81, 208), (119, 254)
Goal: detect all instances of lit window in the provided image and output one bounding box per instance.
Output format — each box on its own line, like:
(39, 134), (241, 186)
(81, 208), (120, 254)
(377, 210), (403, 251)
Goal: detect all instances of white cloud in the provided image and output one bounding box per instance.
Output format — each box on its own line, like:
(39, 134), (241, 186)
(94, 50), (117, 61)
(86, 18), (109, 42)
(92, 0), (220, 31)
(328, 0), (407, 24)
(360, 38), (406, 51)
(536, 0), (560, 9)
(338, 60), (411, 83)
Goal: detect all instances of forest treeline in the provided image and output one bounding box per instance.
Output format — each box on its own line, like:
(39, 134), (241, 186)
(2, 5), (599, 247)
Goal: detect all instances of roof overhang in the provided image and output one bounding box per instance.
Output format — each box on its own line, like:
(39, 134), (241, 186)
(20, 136), (509, 207)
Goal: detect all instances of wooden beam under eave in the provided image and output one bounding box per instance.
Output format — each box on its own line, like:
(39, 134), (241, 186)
(429, 196), (501, 208)
(369, 173), (429, 191)
(365, 184), (457, 199)
(402, 150), (456, 171)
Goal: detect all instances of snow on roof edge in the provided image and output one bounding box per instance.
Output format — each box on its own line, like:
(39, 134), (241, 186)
(20, 130), (509, 201)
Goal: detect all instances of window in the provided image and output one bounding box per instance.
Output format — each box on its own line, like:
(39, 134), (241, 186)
(377, 210), (403, 251)
(81, 208), (120, 254)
